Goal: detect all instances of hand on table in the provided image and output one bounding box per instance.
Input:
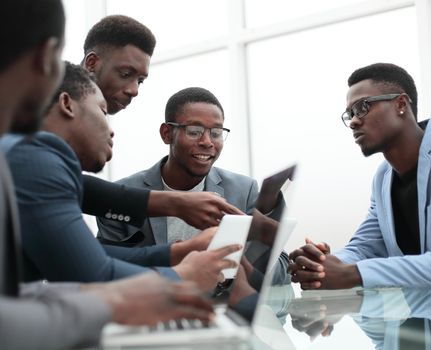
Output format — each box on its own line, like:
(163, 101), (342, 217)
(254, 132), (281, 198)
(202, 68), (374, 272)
(85, 273), (214, 326)
(289, 239), (361, 289)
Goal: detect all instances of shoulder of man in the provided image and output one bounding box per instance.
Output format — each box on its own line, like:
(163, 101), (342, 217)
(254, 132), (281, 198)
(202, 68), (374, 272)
(116, 158), (164, 188)
(1, 131), (77, 162)
(211, 166), (257, 186)
(1, 131), (83, 195)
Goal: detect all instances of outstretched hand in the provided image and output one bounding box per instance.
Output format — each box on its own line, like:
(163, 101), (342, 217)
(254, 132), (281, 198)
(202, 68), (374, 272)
(149, 191), (244, 229)
(176, 192), (244, 229)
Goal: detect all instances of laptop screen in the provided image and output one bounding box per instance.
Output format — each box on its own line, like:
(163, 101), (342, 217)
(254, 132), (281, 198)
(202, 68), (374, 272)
(221, 164), (296, 322)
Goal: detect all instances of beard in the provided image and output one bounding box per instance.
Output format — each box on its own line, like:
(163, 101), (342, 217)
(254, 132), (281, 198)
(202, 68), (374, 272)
(361, 145), (378, 157)
(359, 138), (387, 157)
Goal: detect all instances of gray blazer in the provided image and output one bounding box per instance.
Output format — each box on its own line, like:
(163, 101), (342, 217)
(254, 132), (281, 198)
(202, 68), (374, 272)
(97, 157), (290, 284)
(97, 157), (259, 245)
(0, 150), (111, 349)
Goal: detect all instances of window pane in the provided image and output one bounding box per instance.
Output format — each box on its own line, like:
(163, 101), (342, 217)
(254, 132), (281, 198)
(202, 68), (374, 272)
(106, 0), (229, 53)
(62, 0), (88, 63)
(245, 0), (382, 28)
(246, 8), (420, 250)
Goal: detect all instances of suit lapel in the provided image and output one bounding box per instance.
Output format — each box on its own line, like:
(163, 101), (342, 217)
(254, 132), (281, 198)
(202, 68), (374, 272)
(149, 217), (167, 244)
(417, 128), (431, 253)
(144, 164), (225, 244)
(143, 158), (168, 244)
(205, 168), (224, 198)
(381, 166), (401, 255)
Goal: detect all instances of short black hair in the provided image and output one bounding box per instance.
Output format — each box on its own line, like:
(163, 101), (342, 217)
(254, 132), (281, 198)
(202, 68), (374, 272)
(84, 15), (156, 56)
(0, 0), (65, 73)
(165, 87), (224, 123)
(48, 61), (97, 110)
(348, 63), (418, 118)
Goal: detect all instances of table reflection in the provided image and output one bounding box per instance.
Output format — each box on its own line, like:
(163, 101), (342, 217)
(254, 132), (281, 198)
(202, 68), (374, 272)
(282, 286), (431, 349)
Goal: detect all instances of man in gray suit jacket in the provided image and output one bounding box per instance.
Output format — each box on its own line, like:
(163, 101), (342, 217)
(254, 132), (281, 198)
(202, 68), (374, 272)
(80, 15), (244, 232)
(97, 87), (289, 281)
(0, 1), (215, 348)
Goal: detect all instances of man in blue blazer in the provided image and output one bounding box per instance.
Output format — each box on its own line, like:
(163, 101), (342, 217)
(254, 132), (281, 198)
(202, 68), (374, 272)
(97, 87), (289, 282)
(289, 63), (430, 289)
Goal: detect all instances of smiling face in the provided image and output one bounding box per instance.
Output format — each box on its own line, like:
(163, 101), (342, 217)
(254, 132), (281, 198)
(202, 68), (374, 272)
(73, 83), (114, 173)
(162, 102), (224, 186)
(346, 79), (405, 157)
(85, 44), (150, 115)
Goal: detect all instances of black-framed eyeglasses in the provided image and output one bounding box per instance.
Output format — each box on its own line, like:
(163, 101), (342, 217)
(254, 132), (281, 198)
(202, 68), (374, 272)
(166, 122), (230, 141)
(341, 93), (412, 128)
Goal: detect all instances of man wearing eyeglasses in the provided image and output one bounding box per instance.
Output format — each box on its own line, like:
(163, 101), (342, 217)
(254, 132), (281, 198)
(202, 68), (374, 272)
(80, 15), (244, 238)
(288, 62), (431, 289)
(97, 87), (289, 282)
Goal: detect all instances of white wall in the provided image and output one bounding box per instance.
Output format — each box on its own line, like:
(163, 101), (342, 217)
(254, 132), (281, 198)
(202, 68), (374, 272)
(62, 0), (430, 249)
(246, 7), (421, 250)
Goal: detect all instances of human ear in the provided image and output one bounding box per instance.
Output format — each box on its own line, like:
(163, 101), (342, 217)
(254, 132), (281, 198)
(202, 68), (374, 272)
(58, 92), (75, 119)
(396, 95), (409, 116)
(160, 123), (172, 144)
(83, 52), (100, 73)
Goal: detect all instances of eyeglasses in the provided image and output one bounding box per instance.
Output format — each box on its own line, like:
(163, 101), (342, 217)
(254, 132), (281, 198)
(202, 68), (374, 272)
(341, 93), (412, 128)
(166, 122), (230, 141)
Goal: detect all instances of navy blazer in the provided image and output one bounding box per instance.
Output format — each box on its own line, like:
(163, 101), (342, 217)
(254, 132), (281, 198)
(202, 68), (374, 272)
(2, 132), (178, 283)
(0, 149), (111, 349)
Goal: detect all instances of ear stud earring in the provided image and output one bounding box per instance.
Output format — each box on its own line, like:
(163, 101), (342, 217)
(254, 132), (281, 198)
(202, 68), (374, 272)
(399, 111), (404, 115)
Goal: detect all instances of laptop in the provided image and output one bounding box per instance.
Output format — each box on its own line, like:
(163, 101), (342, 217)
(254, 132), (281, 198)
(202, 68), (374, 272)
(101, 164), (297, 347)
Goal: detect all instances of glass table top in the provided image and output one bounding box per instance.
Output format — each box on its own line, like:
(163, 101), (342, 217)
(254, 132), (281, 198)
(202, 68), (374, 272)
(254, 283), (431, 350)
(99, 282), (431, 350)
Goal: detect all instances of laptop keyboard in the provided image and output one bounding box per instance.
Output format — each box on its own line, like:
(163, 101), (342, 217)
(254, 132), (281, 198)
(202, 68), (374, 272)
(148, 318), (216, 332)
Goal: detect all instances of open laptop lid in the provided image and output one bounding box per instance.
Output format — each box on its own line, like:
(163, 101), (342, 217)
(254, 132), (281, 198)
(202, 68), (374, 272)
(223, 164), (296, 323)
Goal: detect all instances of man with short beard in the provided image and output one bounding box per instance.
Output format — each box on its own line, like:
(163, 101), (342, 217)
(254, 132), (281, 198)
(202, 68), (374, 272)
(288, 63), (430, 290)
